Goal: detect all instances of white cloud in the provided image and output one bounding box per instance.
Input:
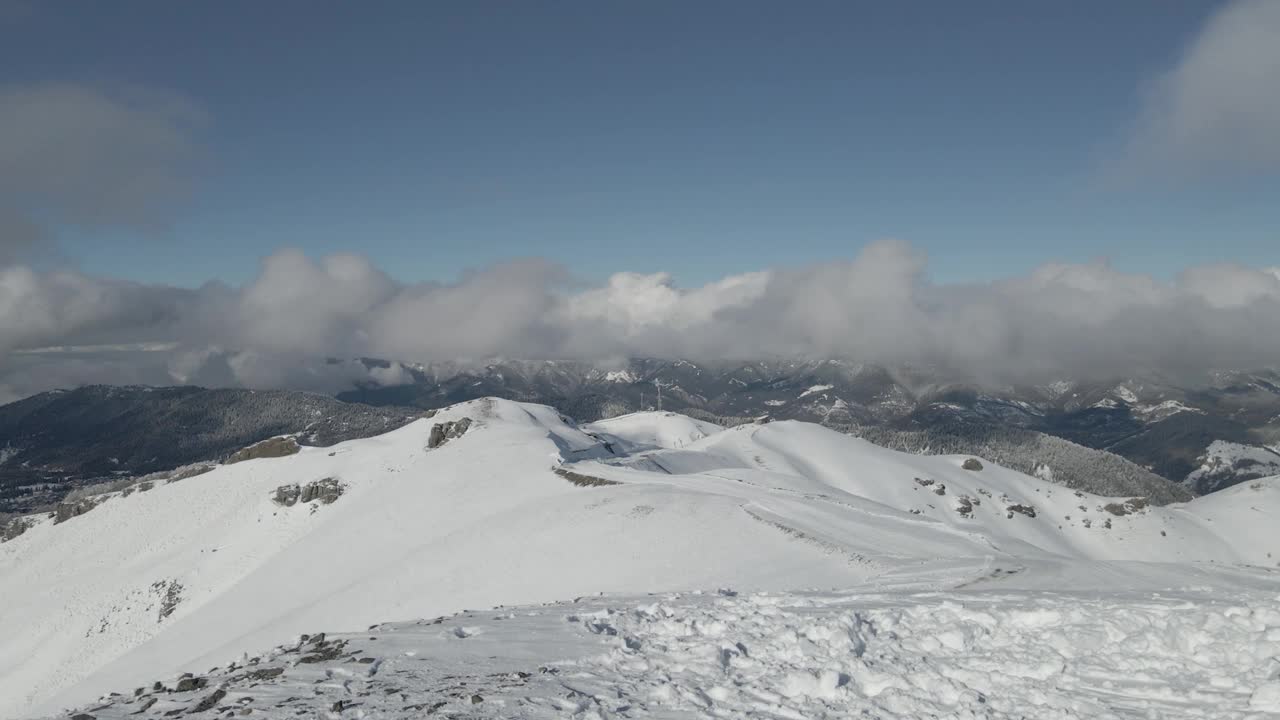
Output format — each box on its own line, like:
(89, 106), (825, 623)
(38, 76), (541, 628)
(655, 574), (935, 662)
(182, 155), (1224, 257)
(565, 270), (770, 337)
(0, 83), (203, 262)
(0, 265), (184, 354)
(1178, 263), (1280, 308)
(3, 240), (1280, 399)
(234, 249), (398, 356)
(1122, 0), (1280, 176)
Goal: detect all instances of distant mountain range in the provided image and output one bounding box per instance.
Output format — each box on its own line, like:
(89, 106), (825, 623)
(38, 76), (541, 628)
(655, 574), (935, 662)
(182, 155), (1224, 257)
(3, 359), (1278, 514)
(337, 358), (1280, 496)
(0, 386), (421, 515)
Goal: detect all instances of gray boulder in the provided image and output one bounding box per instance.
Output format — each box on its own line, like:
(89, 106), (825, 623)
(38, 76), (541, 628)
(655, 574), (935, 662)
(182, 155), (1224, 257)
(53, 498), (102, 525)
(427, 418), (473, 449)
(272, 478), (345, 507)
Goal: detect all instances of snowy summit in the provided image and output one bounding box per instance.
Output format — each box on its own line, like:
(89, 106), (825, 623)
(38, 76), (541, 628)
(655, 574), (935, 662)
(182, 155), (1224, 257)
(2, 398), (1278, 719)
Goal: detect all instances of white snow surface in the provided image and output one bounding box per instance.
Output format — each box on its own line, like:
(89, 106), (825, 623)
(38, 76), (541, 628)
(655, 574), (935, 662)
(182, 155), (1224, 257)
(1186, 440), (1280, 485)
(1044, 380), (1075, 398)
(3, 398), (1280, 719)
(584, 411), (723, 451)
(1113, 385), (1139, 404)
(1136, 399), (1203, 420)
(52, 579), (1280, 720)
(799, 384), (834, 398)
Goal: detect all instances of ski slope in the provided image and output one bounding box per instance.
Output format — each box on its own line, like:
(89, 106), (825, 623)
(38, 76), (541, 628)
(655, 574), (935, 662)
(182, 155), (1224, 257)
(2, 398), (1278, 718)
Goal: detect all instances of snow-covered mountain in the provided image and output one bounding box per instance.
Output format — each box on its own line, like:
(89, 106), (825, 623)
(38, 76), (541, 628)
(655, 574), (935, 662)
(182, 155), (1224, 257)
(1185, 440), (1280, 495)
(8, 361), (1277, 517)
(337, 359), (1280, 493)
(3, 399), (1278, 718)
(0, 386), (421, 515)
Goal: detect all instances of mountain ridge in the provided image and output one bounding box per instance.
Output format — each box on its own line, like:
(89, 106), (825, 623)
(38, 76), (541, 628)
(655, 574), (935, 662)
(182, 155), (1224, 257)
(0, 385), (422, 515)
(3, 398), (1277, 718)
(338, 358), (1280, 493)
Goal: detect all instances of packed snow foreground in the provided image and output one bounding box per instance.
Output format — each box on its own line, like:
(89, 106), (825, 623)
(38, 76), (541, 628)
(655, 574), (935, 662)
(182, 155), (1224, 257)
(2, 398), (1279, 719)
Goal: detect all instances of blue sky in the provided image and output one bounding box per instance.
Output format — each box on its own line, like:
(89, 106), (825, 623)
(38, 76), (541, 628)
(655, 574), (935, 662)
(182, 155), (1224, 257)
(5, 0), (1276, 288)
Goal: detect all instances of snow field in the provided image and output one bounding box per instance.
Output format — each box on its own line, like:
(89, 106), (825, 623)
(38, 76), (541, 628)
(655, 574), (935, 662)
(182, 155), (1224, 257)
(61, 588), (1280, 720)
(544, 591), (1280, 719)
(5, 399), (1280, 718)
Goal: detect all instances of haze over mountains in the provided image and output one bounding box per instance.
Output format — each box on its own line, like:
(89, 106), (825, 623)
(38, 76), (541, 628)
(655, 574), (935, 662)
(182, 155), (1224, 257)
(5, 357), (1279, 518)
(338, 357), (1280, 496)
(0, 385), (420, 515)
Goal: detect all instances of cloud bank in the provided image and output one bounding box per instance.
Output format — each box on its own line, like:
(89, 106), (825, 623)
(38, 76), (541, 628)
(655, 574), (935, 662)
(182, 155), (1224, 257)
(4, 2), (1278, 404)
(0, 84), (203, 262)
(3, 241), (1280, 400)
(1121, 0), (1280, 177)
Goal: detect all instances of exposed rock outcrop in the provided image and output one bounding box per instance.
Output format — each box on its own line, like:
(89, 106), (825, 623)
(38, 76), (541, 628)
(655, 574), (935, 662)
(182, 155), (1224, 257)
(954, 495), (980, 518)
(298, 635), (348, 663)
(1006, 503), (1037, 519)
(191, 688), (226, 713)
(1102, 498), (1149, 516)
(1, 515), (35, 542)
(167, 463), (217, 482)
(272, 484), (301, 506)
(53, 497), (102, 525)
(555, 467), (620, 487)
(272, 478), (345, 507)
(226, 436), (300, 465)
(427, 418), (473, 449)
(173, 675), (206, 693)
(152, 579), (184, 622)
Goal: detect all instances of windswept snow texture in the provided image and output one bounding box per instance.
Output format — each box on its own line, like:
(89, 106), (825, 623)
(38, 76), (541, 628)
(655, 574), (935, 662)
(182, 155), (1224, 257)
(3, 400), (1280, 719)
(53, 583), (1280, 719)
